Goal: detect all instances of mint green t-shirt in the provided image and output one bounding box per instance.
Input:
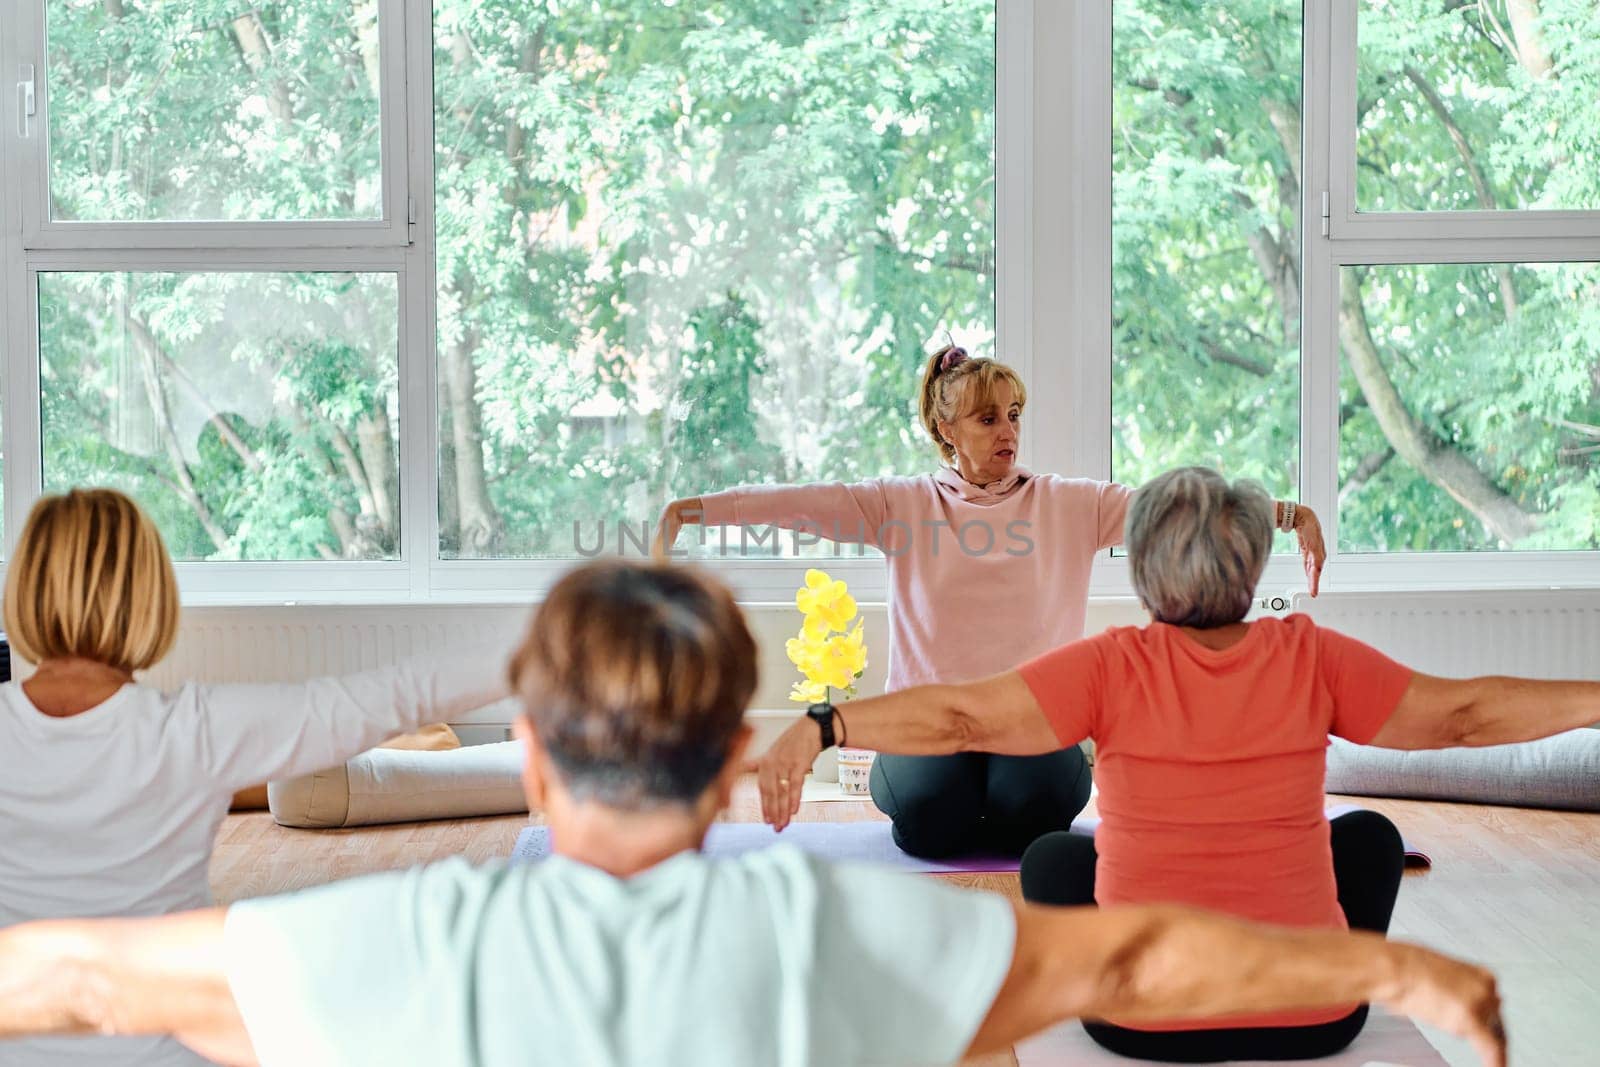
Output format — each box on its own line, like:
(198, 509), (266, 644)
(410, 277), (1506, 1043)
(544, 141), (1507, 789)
(223, 845), (1016, 1067)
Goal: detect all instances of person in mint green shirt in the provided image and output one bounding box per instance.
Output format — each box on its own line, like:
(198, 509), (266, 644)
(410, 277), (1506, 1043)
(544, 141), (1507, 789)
(0, 562), (1505, 1067)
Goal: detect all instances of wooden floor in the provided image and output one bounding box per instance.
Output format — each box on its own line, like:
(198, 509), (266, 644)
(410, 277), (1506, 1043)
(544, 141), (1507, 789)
(211, 787), (1600, 1066)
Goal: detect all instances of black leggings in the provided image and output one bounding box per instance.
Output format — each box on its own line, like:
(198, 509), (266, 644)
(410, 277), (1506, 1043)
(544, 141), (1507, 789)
(869, 747), (1092, 859)
(1019, 809), (1405, 1063)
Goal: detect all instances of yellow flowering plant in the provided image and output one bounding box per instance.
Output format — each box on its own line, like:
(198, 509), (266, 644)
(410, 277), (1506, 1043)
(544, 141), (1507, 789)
(786, 568), (867, 704)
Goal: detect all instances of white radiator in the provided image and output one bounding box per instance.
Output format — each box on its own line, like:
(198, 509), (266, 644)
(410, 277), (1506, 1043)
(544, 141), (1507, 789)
(1291, 589), (1600, 681)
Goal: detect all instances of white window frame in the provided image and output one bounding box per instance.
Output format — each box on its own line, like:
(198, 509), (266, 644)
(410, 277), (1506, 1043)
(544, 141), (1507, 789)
(14, 0), (412, 250)
(1327, 0), (1600, 242)
(1312, 0), (1600, 588)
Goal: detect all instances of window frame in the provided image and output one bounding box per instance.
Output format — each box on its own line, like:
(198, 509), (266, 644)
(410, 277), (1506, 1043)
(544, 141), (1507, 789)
(1327, 0), (1600, 242)
(1313, 0), (1600, 583)
(15, 0), (413, 250)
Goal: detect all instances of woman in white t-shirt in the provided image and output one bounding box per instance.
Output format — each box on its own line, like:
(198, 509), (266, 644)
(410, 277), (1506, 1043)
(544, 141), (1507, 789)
(0, 489), (507, 1067)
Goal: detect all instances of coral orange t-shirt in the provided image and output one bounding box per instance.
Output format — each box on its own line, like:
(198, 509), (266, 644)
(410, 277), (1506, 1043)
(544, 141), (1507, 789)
(1017, 615), (1414, 1031)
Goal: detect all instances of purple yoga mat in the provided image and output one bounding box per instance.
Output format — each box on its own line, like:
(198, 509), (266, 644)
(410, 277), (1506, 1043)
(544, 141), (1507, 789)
(512, 821), (1021, 874)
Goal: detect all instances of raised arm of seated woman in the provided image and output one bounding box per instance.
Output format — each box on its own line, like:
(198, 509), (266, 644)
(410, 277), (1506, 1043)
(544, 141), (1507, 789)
(1368, 672), (1600, 751)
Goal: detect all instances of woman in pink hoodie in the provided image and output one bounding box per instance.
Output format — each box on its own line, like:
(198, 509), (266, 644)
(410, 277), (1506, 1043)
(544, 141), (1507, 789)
(657, 344), (1326, 858)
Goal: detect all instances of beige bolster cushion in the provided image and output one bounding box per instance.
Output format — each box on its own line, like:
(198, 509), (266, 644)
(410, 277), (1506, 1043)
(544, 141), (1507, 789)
(234, 723), (462, 812)
(268, 740), (527, 829)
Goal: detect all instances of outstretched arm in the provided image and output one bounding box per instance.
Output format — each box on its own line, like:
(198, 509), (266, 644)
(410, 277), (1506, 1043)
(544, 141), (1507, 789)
(653, 480), (890, 560)
(969, 902), (1505, 1067)
(0, 911), (256, 1066)
(195, 657), (513, 790)
(1370, 671), (1600, 750)
(749, 671), (1060, 829)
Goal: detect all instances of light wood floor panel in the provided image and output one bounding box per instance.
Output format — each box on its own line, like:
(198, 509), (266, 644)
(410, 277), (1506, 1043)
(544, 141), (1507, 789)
(210, 788), (1600, 1066)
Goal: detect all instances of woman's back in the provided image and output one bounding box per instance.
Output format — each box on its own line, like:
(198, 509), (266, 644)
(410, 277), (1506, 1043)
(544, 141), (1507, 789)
(0, 660), (500, 1066)
(1018, 615), (1413, 928)
(0, 681), (229, 928)
(0, 680), (234, 1066)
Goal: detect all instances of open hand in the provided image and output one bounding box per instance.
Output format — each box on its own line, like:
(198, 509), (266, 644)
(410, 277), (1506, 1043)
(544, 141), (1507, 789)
(744, 718), (823, 832)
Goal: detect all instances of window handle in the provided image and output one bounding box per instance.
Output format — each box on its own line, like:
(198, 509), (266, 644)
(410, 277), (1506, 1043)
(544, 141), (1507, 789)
(17, 64), (35, 139)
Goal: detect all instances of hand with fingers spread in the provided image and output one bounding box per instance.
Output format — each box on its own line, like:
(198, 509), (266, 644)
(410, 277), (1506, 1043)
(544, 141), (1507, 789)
(746, 717), (824, 832)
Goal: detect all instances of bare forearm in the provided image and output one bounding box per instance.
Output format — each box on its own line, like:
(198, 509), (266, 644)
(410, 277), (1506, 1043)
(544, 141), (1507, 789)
(1458, 676), (1600, 746)
(0, 913), (254, 1063)
(1095, 906), (1502, 1066)
(977, 902), (1498, 1059)
(835, 686), (976, 755)
(1096, 906), (1408, 1022)
(0, 923), (101, 1037)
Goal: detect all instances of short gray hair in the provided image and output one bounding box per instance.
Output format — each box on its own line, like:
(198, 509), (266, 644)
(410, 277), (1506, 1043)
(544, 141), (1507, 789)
(1127, 467), (1273, 628)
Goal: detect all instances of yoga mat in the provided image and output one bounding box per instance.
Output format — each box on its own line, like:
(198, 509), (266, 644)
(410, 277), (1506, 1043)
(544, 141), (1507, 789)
(512, 821), (1021, 873)
(1015, 1008), (1449, 1067)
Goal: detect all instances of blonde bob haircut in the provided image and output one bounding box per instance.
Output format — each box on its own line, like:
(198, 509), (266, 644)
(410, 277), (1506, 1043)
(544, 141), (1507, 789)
(3, 488), (180, 672)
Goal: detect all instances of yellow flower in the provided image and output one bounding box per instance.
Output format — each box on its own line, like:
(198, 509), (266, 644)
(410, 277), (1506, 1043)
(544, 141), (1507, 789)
(785, 633), (816, 669)
(795, 568), (857, 632)
(789, 574), (868, 703)
(811, 630), (867, 690)
(789, 678), (829, 704)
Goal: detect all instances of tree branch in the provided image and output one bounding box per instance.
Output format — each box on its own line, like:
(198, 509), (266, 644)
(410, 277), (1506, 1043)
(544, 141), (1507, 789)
(124, 312), (230, 554)
(1338, 270), (1537, 544)
(1402, 65), (1517, 315)
(1340, 447), (1396, 506)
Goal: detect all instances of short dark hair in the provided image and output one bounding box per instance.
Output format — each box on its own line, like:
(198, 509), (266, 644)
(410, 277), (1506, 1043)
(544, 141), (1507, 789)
(508, 561), (758, 809)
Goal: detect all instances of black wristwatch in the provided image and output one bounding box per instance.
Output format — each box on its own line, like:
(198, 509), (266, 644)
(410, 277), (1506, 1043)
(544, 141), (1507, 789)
(806, 701), (838, 750)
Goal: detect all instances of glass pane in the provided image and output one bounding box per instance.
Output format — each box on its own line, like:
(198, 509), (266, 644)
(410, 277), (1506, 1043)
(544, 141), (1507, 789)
(1357, 0), (1600, 212)
(434, 0), (996, 558)
(1111, 1), (1301, 505)
(39, 272), (400, 561)
(1339, 262), (1600, 552)
(47, 0), (384, 221)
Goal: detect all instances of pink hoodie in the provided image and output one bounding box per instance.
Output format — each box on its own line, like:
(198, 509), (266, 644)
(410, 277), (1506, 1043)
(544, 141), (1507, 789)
(699, 467), (1134, 690)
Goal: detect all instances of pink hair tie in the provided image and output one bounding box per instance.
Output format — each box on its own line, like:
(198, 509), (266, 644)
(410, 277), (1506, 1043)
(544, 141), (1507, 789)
(940, 346), (969, 372)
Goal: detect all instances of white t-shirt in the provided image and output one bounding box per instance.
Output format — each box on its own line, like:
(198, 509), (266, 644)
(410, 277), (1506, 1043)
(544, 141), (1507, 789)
(224, 847), (1017, 1067)
(0, 662), (505, 1067)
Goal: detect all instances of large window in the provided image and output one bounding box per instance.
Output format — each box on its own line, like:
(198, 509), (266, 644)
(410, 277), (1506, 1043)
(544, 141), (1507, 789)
(4, 1), (1600, 598)
(1331, 0), (1600, 565)
(432, 1), (997, 559)
(1111, 1), (1302, 502)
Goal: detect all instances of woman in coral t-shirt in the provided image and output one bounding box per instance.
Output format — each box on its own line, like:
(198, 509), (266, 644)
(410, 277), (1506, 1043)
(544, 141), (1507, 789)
(753, 465), (1600, 1061)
